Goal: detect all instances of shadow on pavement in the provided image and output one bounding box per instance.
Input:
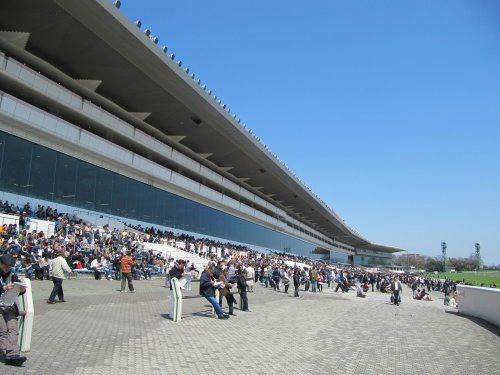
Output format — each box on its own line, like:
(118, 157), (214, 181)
(445, 310), (500, 337)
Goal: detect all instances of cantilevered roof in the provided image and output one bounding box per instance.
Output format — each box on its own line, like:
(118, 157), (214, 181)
(362, 243), (405, 254)
(0, 0), (402, 252)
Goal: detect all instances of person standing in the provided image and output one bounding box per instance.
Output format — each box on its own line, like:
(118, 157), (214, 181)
(293, 268), (301, 298)
(391, 276), (402, 306)
(0, 254), (27, 366)
(246, 265), (255, 292)
(237, 269), (250, 312)
(168, 259), (186, 289)
(310, 267), (318, 293)
(219, 268), (237, 316)
(120, 251), (135, 293)
(369, 273), (376, 292)
(47, 250), (71, 304)
(282, 267), (290, 294)
(272, 266), (281, 291)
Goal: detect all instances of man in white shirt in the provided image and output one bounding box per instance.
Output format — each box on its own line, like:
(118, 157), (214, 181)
(90, 257), (102, 280)
(47, 250), (72, 304)
(391, 276), (402, 306)
(246, 265), (255, 292)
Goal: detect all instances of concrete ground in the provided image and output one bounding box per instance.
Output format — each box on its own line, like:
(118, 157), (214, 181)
(2, 277), (499, 374)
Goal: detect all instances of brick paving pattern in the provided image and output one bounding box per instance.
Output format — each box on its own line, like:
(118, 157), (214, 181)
(3, 278), (499, 374)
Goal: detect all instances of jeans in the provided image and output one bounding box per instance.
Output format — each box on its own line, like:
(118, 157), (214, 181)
(102, 267), (113, 279)
(273, 278), (280, 291)
(311, 280), (317, 292)
(49, 277), (64, 301)
(120, 272), (134, 291)
(205, 296), (225, 317)
(294, 285), (299, 297)
(393, 290), (401, 305)
(284, 284), (289, 293)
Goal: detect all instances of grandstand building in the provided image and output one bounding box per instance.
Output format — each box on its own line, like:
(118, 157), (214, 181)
(0, 0), (402, 265)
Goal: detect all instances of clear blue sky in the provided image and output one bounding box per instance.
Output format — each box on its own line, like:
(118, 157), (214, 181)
(119, 0), (500, 265)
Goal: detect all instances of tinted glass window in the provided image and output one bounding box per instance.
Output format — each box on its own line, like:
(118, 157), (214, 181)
(111, 174), (128, 217)
(75, 161), (96, 210)
(54, 153), (77, 205)
(1, 134), (32, 195)
(95, 168), (113, 213)
(0, 132), (4, 181)
(29, 144), (57, 201)
(0, 130), (332, 259)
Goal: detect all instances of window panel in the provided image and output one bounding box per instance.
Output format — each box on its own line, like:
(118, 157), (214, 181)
(111, 174), (128, 217)
(95, 168), (113, 213)
(54, 153), (77, 204)
(1, 134), (32, 195)
(75, 161), (96, 210)
(0, 130), (334, 259)
(0, 131), (4, 180)
(28, 144), (57, 201)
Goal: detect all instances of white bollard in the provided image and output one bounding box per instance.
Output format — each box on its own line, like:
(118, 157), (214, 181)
(18, 277), (34, 352)
(170, 277), (182, 322)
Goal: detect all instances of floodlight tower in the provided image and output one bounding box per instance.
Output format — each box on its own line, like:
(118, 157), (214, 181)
(475, 243), (482, 270)
(441, 242), (447, 272)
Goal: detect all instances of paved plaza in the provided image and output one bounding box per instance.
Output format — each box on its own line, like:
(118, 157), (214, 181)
(2, 277), (499, 374)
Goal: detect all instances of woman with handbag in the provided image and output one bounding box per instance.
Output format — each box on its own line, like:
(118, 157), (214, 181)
(219, 267), (237, 316)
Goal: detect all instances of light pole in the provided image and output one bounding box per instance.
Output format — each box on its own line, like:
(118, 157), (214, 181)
(441, 242), (447, 273)
(475, 243), (482, 270)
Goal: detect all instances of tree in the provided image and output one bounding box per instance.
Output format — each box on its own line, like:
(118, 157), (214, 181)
(426, 257), (444, 272)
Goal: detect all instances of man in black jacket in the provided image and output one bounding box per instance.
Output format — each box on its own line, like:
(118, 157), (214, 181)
(199, 266), (229, 319)
(293, 268), (301, 298)
(237, 269), (250, 312)
(0, 254), (27, 366)
(168, 259), (186, 290)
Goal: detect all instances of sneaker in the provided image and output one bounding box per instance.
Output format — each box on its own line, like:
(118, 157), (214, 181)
(120, 290), (125, 293)
(223, 314), (230, 319)
(129, 290), (136, 293)
(5, 355), (27, 366)
(217, 315), (227, 320)
(46, 300), (55, 304)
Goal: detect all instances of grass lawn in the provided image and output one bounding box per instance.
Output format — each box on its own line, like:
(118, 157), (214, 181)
(425, 271), (500, 287)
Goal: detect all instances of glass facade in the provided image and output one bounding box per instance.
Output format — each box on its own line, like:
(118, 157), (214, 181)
(354, 255), (392, 266)
(0, 130), (348, 260)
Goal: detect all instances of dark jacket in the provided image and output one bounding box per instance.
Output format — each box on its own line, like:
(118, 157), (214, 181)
(0, 270), (23, 317)
(168, 267), (184, 290)
(237, 274), (247, 290)
(293, 272), (300, 287)
(212, 267), (222, 281)
(272, 268), (280, 281)
(199, 270), (215, 297)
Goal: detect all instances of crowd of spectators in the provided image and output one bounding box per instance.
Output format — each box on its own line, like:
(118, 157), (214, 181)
(1, 198), (489, 308)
